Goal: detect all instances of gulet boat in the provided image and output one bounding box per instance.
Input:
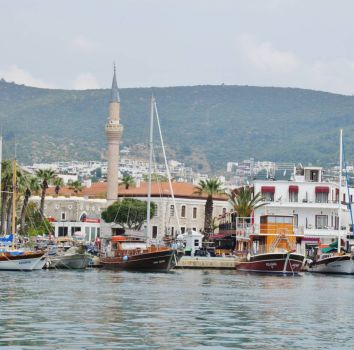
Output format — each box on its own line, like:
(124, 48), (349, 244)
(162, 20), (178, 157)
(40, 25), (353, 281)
(236, 215), (305, 274)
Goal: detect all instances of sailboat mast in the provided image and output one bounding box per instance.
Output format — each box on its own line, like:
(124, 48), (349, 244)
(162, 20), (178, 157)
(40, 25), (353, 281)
(12, 159), (16, 250)
(146, 95), (154, 239)
(338, 129), (343, 253)
(154, 101), (181, 236)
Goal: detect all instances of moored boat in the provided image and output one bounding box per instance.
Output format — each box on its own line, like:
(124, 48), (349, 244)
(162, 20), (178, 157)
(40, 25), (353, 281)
(236, 214), (305, 275)
(100, 235), (179, 272)
(46, 246), (90, 269)
(0, 251), (46, 271)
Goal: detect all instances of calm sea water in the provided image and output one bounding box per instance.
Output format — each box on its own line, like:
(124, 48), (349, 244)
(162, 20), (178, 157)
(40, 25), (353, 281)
(0, 269), (353, 350)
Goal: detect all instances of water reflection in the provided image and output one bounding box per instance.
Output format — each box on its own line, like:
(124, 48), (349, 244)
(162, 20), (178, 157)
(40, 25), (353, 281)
(1, 270), (354, 349)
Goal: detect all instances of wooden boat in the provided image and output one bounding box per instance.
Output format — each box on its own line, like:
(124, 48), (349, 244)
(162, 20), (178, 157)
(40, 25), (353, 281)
(100, 235), (178, 272)
(236, 215), (305, 275)
(0, 251), (45, 271)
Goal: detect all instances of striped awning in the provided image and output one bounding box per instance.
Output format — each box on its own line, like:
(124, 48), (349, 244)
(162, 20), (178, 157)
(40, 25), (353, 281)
(289, 185), (299, 193)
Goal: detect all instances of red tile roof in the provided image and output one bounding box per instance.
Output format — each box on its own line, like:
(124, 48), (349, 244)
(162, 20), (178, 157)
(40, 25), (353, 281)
(47, 181), (228, 201)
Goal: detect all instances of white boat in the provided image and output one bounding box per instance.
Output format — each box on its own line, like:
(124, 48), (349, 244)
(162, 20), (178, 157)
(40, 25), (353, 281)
(309, 252), (354, 274)
(309, 130), (354, 274)
(46, 246), (90, 269)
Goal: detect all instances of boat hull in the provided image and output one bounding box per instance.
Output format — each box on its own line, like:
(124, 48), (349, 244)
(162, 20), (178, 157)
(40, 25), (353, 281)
(46, 254), (90, 269)
(101, 249), (178, 272)
(236, 253), (305, 274)
(309, 255), (354, 274)
(0, 252), (45, 271)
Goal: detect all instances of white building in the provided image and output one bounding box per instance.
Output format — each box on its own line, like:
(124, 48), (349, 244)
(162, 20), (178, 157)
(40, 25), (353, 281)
(253, 166), (353, 242)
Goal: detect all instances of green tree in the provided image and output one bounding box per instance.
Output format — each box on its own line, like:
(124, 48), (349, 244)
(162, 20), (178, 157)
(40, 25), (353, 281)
(24, 202), (54, 237)
(228, 186), (266, 218)
(68, 180), (84, 194)
(194, 178), (225, 240)
(101, 198), (156, 230)
(36, 168), (57, 218)
(53, 177), (64, 195)
(120, 174), (135, 189)
(18, 175), (41, 235)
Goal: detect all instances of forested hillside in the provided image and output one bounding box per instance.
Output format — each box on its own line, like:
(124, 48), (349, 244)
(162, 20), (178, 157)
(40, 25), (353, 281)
(1, 79), (354, 171)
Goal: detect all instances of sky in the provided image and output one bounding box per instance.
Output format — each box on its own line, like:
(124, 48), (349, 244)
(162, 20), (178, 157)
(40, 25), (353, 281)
(1, 0), (354, 95)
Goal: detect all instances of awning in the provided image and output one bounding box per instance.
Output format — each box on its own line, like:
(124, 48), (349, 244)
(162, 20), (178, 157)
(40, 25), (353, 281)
(336, 188), (339, 194)
(261, 186), (275, 193)
(315, 186), (329, 193)
(289, 185), (299, 193)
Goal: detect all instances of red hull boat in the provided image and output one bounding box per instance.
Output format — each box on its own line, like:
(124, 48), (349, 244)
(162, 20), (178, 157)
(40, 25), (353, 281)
(236, 252), (305, 274)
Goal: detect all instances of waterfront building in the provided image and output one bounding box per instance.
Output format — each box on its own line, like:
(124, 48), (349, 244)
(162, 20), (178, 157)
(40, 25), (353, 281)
(218, 165), (354, 253)
(31, 182), (228, 240)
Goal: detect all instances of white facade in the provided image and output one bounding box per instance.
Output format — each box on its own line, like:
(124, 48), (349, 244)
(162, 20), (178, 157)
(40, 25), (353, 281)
(253, 166), (353, 240)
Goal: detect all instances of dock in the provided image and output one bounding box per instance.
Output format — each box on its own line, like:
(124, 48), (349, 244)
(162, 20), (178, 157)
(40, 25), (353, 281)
(176, 256), (238, 270)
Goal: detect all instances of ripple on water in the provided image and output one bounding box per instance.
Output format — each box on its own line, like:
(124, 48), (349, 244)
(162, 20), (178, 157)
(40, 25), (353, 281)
(1, 270), (354, 349)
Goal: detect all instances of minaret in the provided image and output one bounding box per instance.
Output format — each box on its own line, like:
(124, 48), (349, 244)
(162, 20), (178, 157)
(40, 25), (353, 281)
(105, 65), (123, 204)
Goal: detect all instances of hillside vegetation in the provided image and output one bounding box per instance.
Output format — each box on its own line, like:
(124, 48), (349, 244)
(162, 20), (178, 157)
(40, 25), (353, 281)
(1, 79), (354, 171)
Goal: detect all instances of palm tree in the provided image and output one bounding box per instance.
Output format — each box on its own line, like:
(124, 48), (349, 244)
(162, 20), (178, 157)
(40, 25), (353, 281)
(120, 174), (135, 189)
(68, 180), (83, 195)
(1, 160), (23, 234)
(228, 186), (266, 219)
(53, 177), (64, 195)
(18, 175), (41, 235)
(194, 178), (225, 240)
(0, 160), (13, 234)
(36, 168), (57, 218)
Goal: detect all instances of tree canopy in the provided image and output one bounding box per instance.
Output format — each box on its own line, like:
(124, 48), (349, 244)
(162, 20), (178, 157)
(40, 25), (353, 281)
(101, 198), (156, 230)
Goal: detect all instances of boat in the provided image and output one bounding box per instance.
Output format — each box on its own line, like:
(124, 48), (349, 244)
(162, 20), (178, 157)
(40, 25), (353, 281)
(308, 241), (354, 274)
(46, 246), (90, 269)
(0, 156), (45, 271)
(236, 214), (305, 274)
(100, 96), (180, 272)
(100, 235), (178, 271)
(308, 130), (354, 274)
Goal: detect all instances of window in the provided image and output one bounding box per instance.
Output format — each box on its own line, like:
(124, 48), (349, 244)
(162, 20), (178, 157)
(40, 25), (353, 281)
(193, 207), (197, 219)
(192, 227), (197, 231)
(170, 205), (175, 217)
(170, 227), (174, 236)
(222, 207), (227, 214)
(154, 204), (158, 217)
(262, 192), (274, 202)
(194, 239), (200, 247)
(61, 212), (66, 220)
(181, 205), (186, 218)
(316, 215), (328, 229)
(289, 192), (298, 203)
(71, 227), (81, 235)
(181, 227), (186, 234)
(152, 226), (158, 238)
(58, 227), (68, 237)
(315, 192), (328, 203)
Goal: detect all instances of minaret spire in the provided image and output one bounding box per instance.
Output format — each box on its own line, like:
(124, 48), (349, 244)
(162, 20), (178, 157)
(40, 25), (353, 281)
(110, 63), (120, 103)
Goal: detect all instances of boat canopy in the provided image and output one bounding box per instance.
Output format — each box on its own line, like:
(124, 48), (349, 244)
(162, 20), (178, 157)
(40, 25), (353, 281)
(0, 234), (13, 242)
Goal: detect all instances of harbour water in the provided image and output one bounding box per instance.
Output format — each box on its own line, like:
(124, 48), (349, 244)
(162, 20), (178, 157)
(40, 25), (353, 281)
(1, 269), (354, 350)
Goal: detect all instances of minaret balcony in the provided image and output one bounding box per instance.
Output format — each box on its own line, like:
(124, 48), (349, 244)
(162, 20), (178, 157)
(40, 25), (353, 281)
(105, 123), (123, 138)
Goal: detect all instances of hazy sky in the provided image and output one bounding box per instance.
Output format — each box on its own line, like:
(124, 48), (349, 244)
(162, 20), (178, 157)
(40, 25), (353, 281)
(1, 0), (354, 94)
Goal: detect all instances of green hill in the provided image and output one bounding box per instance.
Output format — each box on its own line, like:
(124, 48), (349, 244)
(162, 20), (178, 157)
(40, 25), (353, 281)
(1, 79), (354, 171)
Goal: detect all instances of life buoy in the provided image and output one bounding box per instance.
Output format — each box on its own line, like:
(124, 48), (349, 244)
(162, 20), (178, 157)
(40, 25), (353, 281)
(123, 255), (129, 261)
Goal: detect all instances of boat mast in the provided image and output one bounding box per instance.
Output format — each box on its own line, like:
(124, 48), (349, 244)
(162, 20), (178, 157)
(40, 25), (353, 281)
(12, 159), (16, 250)
(338, 129), (343, 253)
(154, 100), (181, 236)
(146, 95), (154, 239)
